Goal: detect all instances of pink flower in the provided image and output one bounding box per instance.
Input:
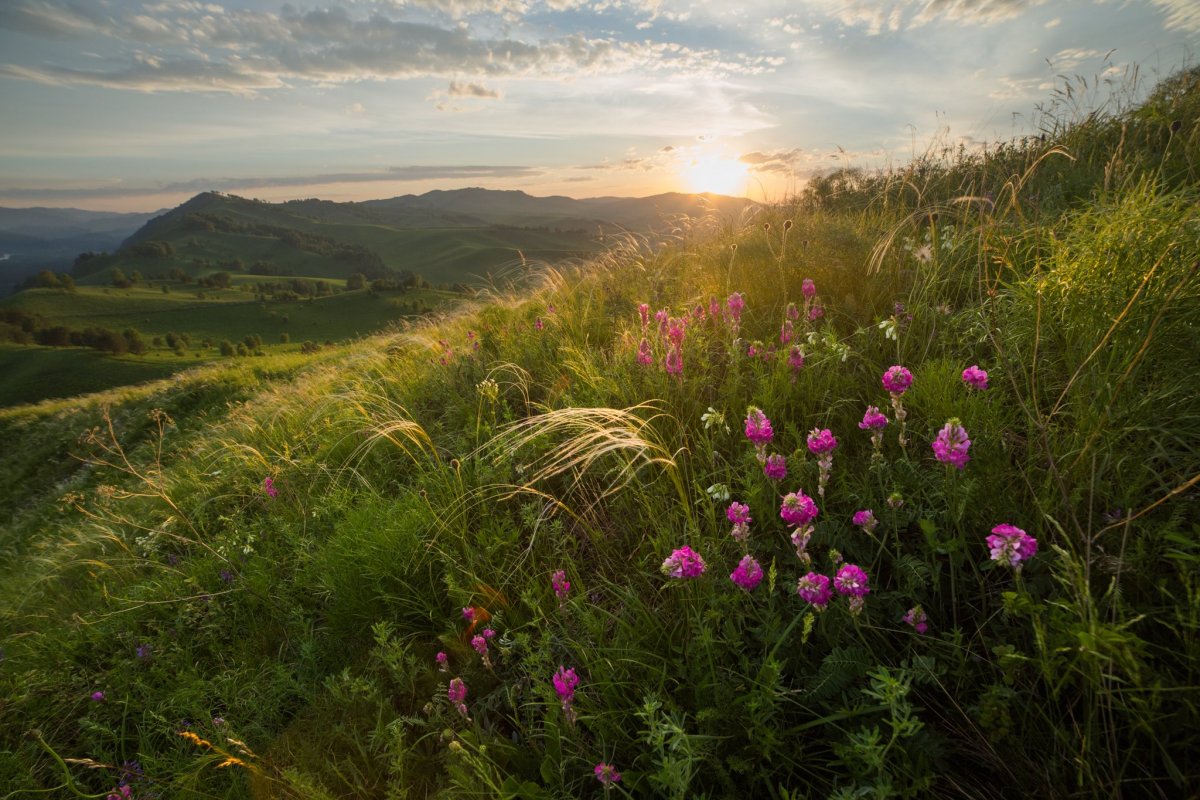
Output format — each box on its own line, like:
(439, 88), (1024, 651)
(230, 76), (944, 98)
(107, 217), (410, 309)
(834, 564), (870, 597)
(91, 691), (106, 702)
(786, 302), (800, 321)
(987, 523), (1038, 568)
(535, 318), (544, 331)
(780, 318), (794, 345)
(637, 338), (653, 365)
(743, 407), (774, 447)
(553, 666), (580, 703)
(852, 509), (877, 534)
(806, 428), (838, 455)
(727, 501), (752, 543)
(726, 292), (745, 324)
(667, 317), (686, 348)
(471, 635), (488, 656)
(462, 607), (475, 623)
(962, 364), (989, 390)
(638, 303), (650, 329)
(932, 418), (971, 469)
(661, 545), (706, 579)
(796, 572), (833, 607)
(448, 677), (468, 716)
(709, 297), (720, 319)
(882, 365), (913, 394)
(594, 762), (622, 785)
(763, 453), (787, 481)
(903, 606), (929, 634)
(801, 278), (816, 298)
(552, 570), (570, 601)
(665, 345), (683, 376)
(263, 476), (278, 498)
(482, 628), (496, 639)
(787, 345), (805, 374)
(858, 406), (888, 430)
(436, 651), (448, 671)
(729, 554), (764, 592)
(808, 303), (824, 321)
(780, 490), (819, 527)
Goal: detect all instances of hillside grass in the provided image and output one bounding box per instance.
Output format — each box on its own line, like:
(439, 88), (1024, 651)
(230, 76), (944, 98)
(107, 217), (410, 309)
(1, 68), (1198, 799)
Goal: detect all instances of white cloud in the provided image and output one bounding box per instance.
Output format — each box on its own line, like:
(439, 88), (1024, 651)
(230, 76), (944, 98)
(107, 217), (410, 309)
(1147, 0), (1200, 32)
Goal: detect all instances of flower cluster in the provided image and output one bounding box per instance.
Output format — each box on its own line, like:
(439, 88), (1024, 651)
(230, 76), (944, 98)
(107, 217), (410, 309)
(726, 501), (752, 544)
(882, 365), (912, 447)
(796, 572), (833, 608)
(962, 364), (989, 390)
(661, 545), (706, 579)
(852, 509), (877, 535)
(932, 418), (971, 469)
(986, 524), (1038, 570)
(744, 407), (774, 450)
(781, 490), (819, 563)
(551, 570), (571, 603)
(595, 762), (622, 786)
(859, 405), (888, 458)
(763, 453), (787, 481)
(807, 428), (838, 499)
(448, 677), (468, 718)
(834, 563), (871, 615)
(729, 554), (764, 592)
(553, 666), (581, 723)
(262, 476), (278, 498)
(903, 606), (929, 634)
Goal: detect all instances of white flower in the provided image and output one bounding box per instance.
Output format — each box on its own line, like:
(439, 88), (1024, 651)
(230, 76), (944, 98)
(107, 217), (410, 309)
(701, 407), (730, 433)
(706, 483), (731, 502)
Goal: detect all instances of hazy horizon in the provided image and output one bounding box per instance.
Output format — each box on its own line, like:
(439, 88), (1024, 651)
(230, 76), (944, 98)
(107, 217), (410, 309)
(1, 0), (1195, 213)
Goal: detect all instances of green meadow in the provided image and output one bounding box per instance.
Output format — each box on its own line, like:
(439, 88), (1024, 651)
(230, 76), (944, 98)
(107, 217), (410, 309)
(0, 68), (1197, 799)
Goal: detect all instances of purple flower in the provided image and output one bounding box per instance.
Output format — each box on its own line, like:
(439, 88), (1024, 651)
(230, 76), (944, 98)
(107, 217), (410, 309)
(594, 762), (622, 785)
(726, 292), (745, 324)
(462, 607), (475, 623)
(661, 545), (706, 579)
(882, 365), (913, 395)
(763, 453), (787, 481)
(639, 303), (650, 329)
(780, 490), (819, 527)
(801, 278), (816, 298)
(858, 406), (888, 430)
(796, 572), (833, 607)
(786, 302), (800, 321)
(808, 303), (824, 321)
(552, 570), (570, 601)
(263, 476), (278, 498)
(436, 651), (448, 671)
(665, 345), (683, 376)
(471, 635), (488, 656)
(932, 418), (971, 469)
(219, 569), (234, 584)
(729, 555), (764, 592)
(962, 364), (989, 390)
(780, 318), (794, 345)
(903, 606), (929, 634)
(806, 428), (838, 455)
(535, 318), (544, 331)
(553, 666), (580, 703)
(852, 509), (877, 534)
(787, 345), (805, 374)
(91, 691), (106, 702)
(987, 524), (1038, 569)
(743, 407), (774, 447)
(834, 564), (870, 598)
(448, 677), (468, 717)
(637, 338), (653, 365)
(482, 627), (496, 640)
(726, 502), (752, 527)
(135, 644), (152, 660)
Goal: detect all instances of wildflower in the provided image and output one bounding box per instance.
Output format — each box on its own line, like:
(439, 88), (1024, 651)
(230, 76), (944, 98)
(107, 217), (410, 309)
(638, 303), (650, 329)
(726, 292), (745, 328)
(667, 317), (686, 348)
(471, 635), (488, 656)
(878, 317), (899, 341)
(903, 606), (929, 634)
(852, 509), (877, 535)
(787, 345), (805, 378)
(535, 318), (544, 331)
(448, 677), (468, 717)
(859, 406), (888, 431)
(709, 296), (720, 319)
(554, 666), (581, 723)
(962, 364), (989, 390)
(986, 524), (1038, 570)
(552, 570), (570, 602)
(763, 453), (787, 481)
(729, 555), (764, 592)
(808, 303), (824, 321)
(219, 569), (234, 584)
(664, 345), (683, 376)
(701, 407), (729, 433)
(744, 407), (774, 457)
(726, 501), (752, 544)
(802, 278), (816, 298)
(482, 627), (496, 639)
(780, 318), (794, 345)
(886, 491), (904, 509)
(807, 428), (838, 500)
(547, 304), (556, 315)
(790, 527), (813, 563)
(706, 483), (731, 502)
(835, 563), (870, 615)
(263, 476), (278, 498)
(661, 545), (706, 579)
(135, 644), (152, 660)
(780, 491), (819, 528)
(436, 651), (449, 671)
(91, 691), (106, 702)
(932, 418), (971, 469)
(796, 572), (832, 608)
(594, 762), (622, 786)
(881, 365), (913, 394)
(637, 338), (653, 365)
(786, 301), (799, 321)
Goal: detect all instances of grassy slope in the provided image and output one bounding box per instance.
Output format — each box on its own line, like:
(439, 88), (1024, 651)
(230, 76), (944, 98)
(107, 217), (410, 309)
(0, 344), (188, 406)
(1, 69), (1198, 799)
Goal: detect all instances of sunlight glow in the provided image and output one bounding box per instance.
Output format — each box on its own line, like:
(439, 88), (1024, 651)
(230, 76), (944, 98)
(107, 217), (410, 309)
(683, 157), (749, 195)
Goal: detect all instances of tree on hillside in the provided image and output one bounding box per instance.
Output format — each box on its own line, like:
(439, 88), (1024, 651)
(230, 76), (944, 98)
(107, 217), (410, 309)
(123, 328), (147, 355)
(110, 267), (132, 289)
(219, 340), (236, 356)
(346, 273), (366, 290)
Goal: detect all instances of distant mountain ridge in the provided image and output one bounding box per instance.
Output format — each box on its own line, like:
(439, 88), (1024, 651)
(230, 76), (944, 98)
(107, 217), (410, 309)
(0, 206), (160, 287)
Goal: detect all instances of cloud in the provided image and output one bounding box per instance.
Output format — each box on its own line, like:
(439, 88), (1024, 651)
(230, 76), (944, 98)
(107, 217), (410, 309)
(1149, 0), (1200, 32)
(447, 80), (501, 98)
(0, 165), (543, 201)
(739, 148), (804, 173)
(1048, 48), (1105, 70)
(0, 0), (110, 38)
(811, 0), (1044, 34)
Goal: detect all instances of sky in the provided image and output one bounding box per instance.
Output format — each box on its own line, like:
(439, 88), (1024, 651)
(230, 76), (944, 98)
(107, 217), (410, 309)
(0, 0), (1194, 212)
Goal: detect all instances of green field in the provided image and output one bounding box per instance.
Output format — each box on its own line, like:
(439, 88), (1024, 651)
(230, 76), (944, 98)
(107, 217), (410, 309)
(0, 344), (188, 406)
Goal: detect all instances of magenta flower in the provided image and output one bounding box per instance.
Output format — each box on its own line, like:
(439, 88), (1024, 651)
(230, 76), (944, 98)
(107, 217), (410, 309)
(882, 365), (913, 394)
(482, 627), (496, 640)
(763, 453), (787, 481)
(667, 317), (686, 348)
(535, 318), (544, 331)
(727, 501), (752, 544)
(852, 509), (877, 535)
(665, 345), (683, 376)
(552, 569), (570, 602)
(91, 691), (106, 702)
(987, 523), (1038, 569)
(834, 564), (870, 597)
(787, 345), (805, 375)
(859, 406), (888, 431)
(594, 762), (622, 785)
(962, 364), (989, 390)
(796, 572), (833, 608)
(462, 607), (475, 623)
(661, 545), (706, 579)
(726, 292), (745, 324)
(729, 554), (764, 592)
(808, 303), (824, 321)
(801, 278), (816, 298)
(932, 418), (971, 469)
(780, 490), (819, 527)
(744, 407), (774, 448)
(448, 677), (468, 717)
(638, 303), (650, 329)
(637, 337), (653, 365)
(709, 296), (720, 319)
(806, 428), (838, 455)
(786, 301), (800, 321)
(903, 606), (929, 634)
(436, 651), (448, 671)
(263, 476), (278, 498)
(471, 635), (488, 656)
(780, 318), (794, 345)
(553, 666), (580, 703)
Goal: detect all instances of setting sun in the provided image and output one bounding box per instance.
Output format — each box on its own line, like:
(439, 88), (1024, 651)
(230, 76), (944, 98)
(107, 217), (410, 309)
(684, 157), (750, 195)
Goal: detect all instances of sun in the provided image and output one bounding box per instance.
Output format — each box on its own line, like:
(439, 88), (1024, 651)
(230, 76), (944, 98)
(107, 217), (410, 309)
(684, 157), (749, 196)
